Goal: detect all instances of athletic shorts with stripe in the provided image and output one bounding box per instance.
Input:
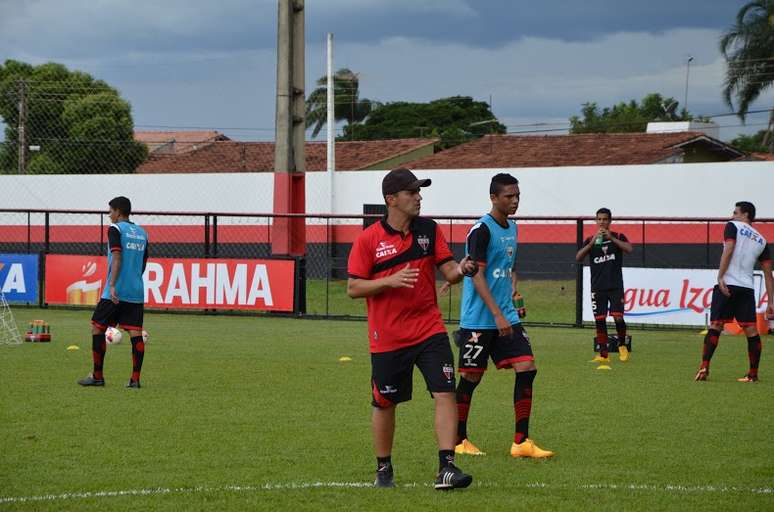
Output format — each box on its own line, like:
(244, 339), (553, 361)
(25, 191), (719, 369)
(709, 285), (756, 326)
(455, 324), (534, 373)
(591, 288), (625, 319)
(370, 333), (456, 408)
(91, 299), (144, 332)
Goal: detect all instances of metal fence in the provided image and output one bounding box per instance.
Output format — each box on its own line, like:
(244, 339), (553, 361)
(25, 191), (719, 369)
(1, 208), (771, 326)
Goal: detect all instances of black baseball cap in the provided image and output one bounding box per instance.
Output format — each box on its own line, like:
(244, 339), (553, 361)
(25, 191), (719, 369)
(382, 168), (431, 196)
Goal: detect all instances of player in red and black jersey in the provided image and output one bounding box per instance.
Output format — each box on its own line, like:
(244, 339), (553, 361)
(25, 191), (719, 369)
(347, 168), (477, 490)
(576, 208), (633, 368)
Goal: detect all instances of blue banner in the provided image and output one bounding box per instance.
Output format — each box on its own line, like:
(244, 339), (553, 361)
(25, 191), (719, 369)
(0, 254), (38, 303)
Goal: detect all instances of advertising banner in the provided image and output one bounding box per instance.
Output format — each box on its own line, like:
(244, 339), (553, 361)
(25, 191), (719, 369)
(582, 267), (767, 326)
(45, 255), (296, 312)
(0, 254), (38, 303)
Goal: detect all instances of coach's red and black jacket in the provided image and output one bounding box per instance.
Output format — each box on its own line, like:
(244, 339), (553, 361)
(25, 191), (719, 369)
(348, 216), (455, 353)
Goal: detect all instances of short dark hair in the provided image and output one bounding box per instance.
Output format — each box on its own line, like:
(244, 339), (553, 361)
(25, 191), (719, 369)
(490, 173), (519, 195)
(596, 207), (612, 219)
(736, 201), (756, 221)
(109, 196), (132, 216)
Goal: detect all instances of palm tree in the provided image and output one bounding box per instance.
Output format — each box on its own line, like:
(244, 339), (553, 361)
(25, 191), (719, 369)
(720, 0), (774, 152)
(305, 68), (376, 139)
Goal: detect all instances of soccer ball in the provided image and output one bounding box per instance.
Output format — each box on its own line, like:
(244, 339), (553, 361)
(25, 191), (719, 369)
(105, 326), (123, 345)
(142, 329), (149, 344)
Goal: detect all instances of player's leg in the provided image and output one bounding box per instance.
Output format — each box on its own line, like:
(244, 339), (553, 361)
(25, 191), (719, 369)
(416, 333), (472, 490)
(454, 329), (490, 455)
(372, 405), (396, 487)
(118, 302), (145, 388)
(591, 291), (611, 365)
(370, 348), (412, 488)
(609, 289), (629, 362)
(736, 288), (761, 383)
(79, 300), (116, 386)
(697, 285), (732, 381)
(493, 325), (553, 458)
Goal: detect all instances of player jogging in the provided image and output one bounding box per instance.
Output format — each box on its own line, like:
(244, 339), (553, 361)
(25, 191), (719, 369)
(454, 173), (554, 459)
(78, 196), (149, 389)
(695, 201), (774, 382)
(347, 168), (477, 490)
(575, 208), (633, 369)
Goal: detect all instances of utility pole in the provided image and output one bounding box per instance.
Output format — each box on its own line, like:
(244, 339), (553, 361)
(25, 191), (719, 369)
(273, 0), (306, 256)
(17, 80), (27, 174)
(327, 33), (335, 214)
(683, 56), (693, 115)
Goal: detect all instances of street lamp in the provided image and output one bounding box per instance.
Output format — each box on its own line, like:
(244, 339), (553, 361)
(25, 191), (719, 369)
(684, 56), (694, 114)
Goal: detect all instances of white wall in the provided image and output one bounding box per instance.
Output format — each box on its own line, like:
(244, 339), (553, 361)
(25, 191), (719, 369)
(333, 162), (774, 217)
(0, 161), (771, 218)
(0, 173), (275, 213)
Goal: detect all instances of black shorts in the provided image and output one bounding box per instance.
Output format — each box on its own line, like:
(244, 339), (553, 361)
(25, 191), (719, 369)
(455, 324), (534, 373)
(710, 285), (756, 326)
(91, 299), (144, 331)
(591, 289), (625, 319)
(370, 332), (456, 408)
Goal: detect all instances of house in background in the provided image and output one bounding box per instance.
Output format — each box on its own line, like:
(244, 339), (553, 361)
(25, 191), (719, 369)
(404, 131), (746, 170)
(134, 130), (231, 155)
(751, 152), (774, 161)
(135, 137), (437, 173)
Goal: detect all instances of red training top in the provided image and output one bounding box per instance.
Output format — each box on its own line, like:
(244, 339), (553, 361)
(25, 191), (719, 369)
(348, 216), (455, 353)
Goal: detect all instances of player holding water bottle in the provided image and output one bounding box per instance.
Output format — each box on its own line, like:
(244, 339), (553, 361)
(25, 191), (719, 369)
(453, 173), (554, 459)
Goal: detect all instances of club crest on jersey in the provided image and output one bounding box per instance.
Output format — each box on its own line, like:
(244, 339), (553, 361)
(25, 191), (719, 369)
(416, 234), (430, 253)
(442, 364), (454, 380)
(506, 246), (514, 258)
(376, 241), (397, 258)
(602, 245), (608, 255)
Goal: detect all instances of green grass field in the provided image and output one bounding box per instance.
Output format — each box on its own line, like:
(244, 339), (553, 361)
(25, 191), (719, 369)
(1, 308), (773, 511)
(305, 278), (577, 324)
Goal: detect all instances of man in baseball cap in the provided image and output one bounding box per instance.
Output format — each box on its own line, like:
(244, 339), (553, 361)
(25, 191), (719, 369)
(348, 166), (476, 490)
(382, 167), (432, 196)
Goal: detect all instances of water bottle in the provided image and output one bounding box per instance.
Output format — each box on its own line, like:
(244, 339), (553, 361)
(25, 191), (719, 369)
(514, 293), (526, 318)
(594, 233), (604, 246)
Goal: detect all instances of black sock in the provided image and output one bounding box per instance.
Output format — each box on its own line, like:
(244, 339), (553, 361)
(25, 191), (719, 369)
(514, 369), (536, 444)
(130, 336), (145, 382)
(701, 329), (721, 369)
(439, 450), (455, 471)
(455, 377), (480, 443)
(747, 335), (762, 377)
(92, 333), (106, 380)
(595, 319), (609, 358)
(614, 318), (627, 344)
(376, 456), (392, 471)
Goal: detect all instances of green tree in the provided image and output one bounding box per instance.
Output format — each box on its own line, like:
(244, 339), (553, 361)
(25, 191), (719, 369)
(341, 96), (505, 149)
(569, 93), (699, 134)
(305, 68), (377, 138)
(731, 129), (769, 152)
(721, 0), (774, 152)
(0, 60), (147, 174)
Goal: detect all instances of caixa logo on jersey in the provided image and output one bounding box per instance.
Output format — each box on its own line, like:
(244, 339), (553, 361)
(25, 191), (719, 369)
(593, 254), (616, 264)
(492, 267), (512, 279)
(739, 226), (765, 245)
(375, 241), (397, 258)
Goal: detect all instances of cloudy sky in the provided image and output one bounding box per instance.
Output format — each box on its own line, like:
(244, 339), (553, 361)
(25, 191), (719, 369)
(1, 0), (771, 142)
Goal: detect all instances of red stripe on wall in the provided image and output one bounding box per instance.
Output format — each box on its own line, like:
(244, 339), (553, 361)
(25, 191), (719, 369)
(1, 222), (772, 245)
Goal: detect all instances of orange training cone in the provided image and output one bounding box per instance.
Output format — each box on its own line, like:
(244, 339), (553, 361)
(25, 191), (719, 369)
(756, 313), (770, 335)
(723, 320), (743, 336)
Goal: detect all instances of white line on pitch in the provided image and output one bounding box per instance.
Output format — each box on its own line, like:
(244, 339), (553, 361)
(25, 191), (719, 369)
(1, 481), (772, 504)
